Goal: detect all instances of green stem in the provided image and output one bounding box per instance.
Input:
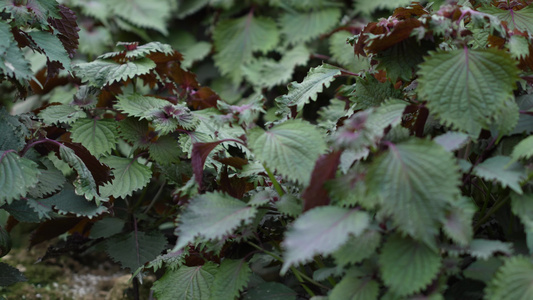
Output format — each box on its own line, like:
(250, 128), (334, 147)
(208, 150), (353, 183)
(263, 164), (284, 197)
(474, 196), (510, 231)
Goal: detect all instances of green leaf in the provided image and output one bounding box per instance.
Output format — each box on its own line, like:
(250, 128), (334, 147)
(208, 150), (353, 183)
(39, 184), (107, 218)
(89, 217), (125, 239)
(329, 31), (371, 73)
(28, 158), (66, 198)
(78, 27), (113, 56)
(367, 138), (461, 246)
(209, 259), (251, 300)
(58, 146), (100, 201)
(511, 192), (533, 253)
(281, 206), (369, 274)
(353, 0), (414, 15)
(442, 197), (476, 246)
(118, 117), (151, 149)
(152, 262), (217, 300)
(350, 75), (403, 110)
(247, 120), (327, 185)
(0, 40), (33, 82)
(375, 38), (432, 82)
(70, 118), (118, 157)
(434, 131), (469, 152)
(511, 136), (533, 162)
(107, 0), (172, 35)
(242, 45), (310, 88)
(118, 92), (167, 119)
(2, 200), (42, 223)
(0, 262), (26, 287)
(332, 229), (381, 267)
(180, 41), (211, 69)
(473, 156), (526, 194)
(480, 6), (533, 34)
(275, 194), (302, 217)
(99, 156), (152, 199)
(463, 257), (502, 283)
(28, 31), (71, 71)
(213, 15), (279, 83)
(75, 58), (156, 87)
(489, 98), (520, 137)
(149, 135), (182, 165)
(468, 239), (513, 260)
(507, 35), (530, 59)
(0, 151), (40, 205)
(0, 108), (28, 151)
(174, 192), (257, 250)
(329, 269), (379, 300)
(243, 282), (297, 300)
(485, 256), (533, 300)
(99, 42), (174, 60)
(379, 234), (442, 296)
(38, 104), (87, 125)
(106, 231), (167, 272)
(275, 64), (341, 113)
(279, 8), (341, 45)
(417, 49), (519, 135)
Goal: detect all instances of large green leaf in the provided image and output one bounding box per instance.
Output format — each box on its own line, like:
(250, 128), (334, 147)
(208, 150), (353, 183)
(213, 14), (279, 83)
(332, 229), (381, 267)
(442, 197), (476, 246)
(279, 8), (341, 44)
(75, 58), (155, 87)
(28, 158), (65, 198)
(209, 259), (251, 300)
(115, 93), (167, 119)
(281, 206), (369, 274)
(28, 31), (71, 71)
(99, 156), (152, 199)
(417, 49), (519, 135)
(174, 192), (257, 250)
(485, 256), (533, 300)
(0, 151), (40, 205)
(329, 269), (379, 300)
(367, 138), (461, 246)
(480, 6), (533, 34)
(152, 262), (218, 300)
(39, 184), (107, 218)
(379, 235), (441, 296)
(511, 136), (533, 163)
(275, 64), (341, 113)
(473, 156), (526, 194)
(0, 39), (33, 82)
(149, 135), (182, 165)
(38, 104), (87, 125)
(107, 0), (172, 34)
(105, 231), (167, 272)
(247, 120), (327, 185)
(70, 119), (118, 157)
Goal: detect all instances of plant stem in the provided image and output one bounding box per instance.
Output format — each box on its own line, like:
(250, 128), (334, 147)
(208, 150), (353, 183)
(263, 164), (284, 197)
(474, 196), (510, 231)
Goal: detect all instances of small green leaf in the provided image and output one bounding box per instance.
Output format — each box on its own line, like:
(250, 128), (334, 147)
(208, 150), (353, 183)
(99, 156), (152, 199)
(28, 158), (65, 198)
(28, 31), (71, 71)
(75, 58), (156, 87)
(70, 119), (118, 157)
(99, 42), (174, 60)
(434, 131), (469, 152)
(329, 269), (379, 300)
(511, 136), (533, 162)
(209, 259), (251, 300)
(174, 192), (257, 250)
(152, 263), (218, 300)
(350, 75), (403, 110)
(213, 15), (279, 83)
(275, 64), (341, 113)
(367, 138), (461, 246)
(38, 104), (87, 125)
(417, 49), (519, 135)
(0, 108), (27, 152)
(248, 120), (327, 185)
(329, 31), (370, 72)
(281, 206), (369, 274)
(480, 6), (533, 34)
(279, 8), (341, 45)
(379, 235), (441, 296)
(118, 117), (151, 149)
(473, 156), (526, 194)
(0, 151), (40, 205)
(105, 231), (167, 272)
(375, 38), (432, 82)
(59, 146), (100, 201)
(507, 35), (530, 59)
(485, 256), (533, 300)
(468, 239), (513, 260)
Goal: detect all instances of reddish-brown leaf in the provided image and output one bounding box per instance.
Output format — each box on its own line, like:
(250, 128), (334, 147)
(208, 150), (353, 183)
(191, 141), (226, 187)
(302, 151), (342, 212)
(29, 217), (84, 248)
(48, 5), (79, 58)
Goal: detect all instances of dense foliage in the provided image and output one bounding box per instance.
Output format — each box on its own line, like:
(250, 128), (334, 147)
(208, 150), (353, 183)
(1, 0), (533, 299)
